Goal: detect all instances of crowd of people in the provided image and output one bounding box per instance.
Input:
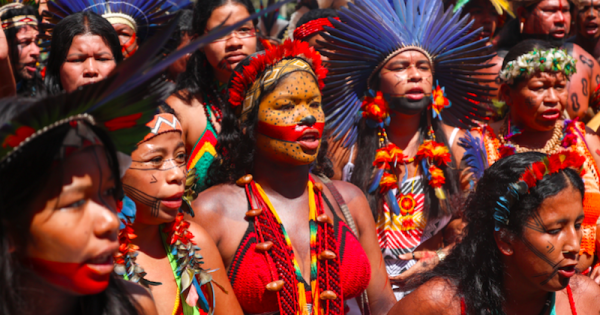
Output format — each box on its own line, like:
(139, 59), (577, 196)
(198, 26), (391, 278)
(1, 0), (600, 314)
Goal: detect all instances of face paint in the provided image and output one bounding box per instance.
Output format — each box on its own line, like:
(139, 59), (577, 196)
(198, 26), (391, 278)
(255, 71), (325, 165)
(27, 257), (112, 295)
(385, 94), (432, 116)
(123, 129), (186, 222)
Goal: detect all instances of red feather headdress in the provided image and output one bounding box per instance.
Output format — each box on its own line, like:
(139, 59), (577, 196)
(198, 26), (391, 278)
(228, 39), (327, 116)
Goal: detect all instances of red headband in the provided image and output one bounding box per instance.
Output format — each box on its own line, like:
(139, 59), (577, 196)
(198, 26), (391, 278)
(293, 17), (339, 41)
(520, 151), (586, 190)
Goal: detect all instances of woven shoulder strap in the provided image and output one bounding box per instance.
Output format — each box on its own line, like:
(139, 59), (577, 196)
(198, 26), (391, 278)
(316, 175), (370, 315)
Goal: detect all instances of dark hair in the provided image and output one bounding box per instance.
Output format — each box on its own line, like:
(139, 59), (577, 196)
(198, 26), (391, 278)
(296, 8), (338, 30)
(350, 110), (460, 220)
(45, 11), (123, 95)
(1, 5), (45, 96)
(408, 152), (585, 315)
(0, 99), (138, 315)
(207, 54), (333, 185)
(501, 39), (555, 86)
(163, 9), (194, 55)
(175, 0), (257, 103)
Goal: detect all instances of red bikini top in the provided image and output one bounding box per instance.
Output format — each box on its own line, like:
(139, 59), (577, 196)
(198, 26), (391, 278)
(227, 211), (371, 314)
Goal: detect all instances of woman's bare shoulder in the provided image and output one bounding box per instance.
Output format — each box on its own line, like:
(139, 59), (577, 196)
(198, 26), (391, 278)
(119, 279), (159, 315)
(388, 277), (461, 315)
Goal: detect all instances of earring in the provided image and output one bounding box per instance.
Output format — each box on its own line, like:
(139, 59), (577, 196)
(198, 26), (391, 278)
(520, 18), (525, 34)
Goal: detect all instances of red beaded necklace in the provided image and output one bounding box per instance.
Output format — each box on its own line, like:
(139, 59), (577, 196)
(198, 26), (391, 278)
(237, 174), (344, 315)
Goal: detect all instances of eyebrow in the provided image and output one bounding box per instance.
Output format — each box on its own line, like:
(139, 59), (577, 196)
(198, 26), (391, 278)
(66, 51), (112, 58)
(386, 60), (430, 67)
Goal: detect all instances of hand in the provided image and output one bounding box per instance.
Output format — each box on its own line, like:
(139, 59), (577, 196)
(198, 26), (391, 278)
(590, 264), (600, 285)
(389, 251), (438, 288)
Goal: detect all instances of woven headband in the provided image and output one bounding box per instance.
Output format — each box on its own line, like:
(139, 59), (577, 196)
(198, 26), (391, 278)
(1, 14), (37, 30)
(367, 45), (434, 90)
(103, 12), (137, 32)
(293, 17), (339, 41)
(493, 151), (586, 231)
(138, 113), (182, 145)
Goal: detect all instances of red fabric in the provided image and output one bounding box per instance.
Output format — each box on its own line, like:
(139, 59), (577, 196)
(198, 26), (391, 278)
(228, 218), (371, 314)
(293, 17), (340, 41)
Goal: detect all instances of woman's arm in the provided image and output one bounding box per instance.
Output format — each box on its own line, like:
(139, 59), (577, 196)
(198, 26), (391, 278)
(188, 221), (244, 315)
(333, 180), (396, 315)
(387, 277), (459, 315)
(0, 26), (17, 98)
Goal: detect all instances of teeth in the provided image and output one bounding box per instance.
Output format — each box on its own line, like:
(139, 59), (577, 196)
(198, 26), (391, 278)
(89, 254), (109, 264)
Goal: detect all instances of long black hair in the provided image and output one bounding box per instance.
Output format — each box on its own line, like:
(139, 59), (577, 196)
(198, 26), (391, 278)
(207, 55), (333, 186)
(1, 5), (45, 96)
(350, 106), (461, 220)
(408, 152), (584, 315)
(0, 100), (139, 315)
(174, 0), (257, 103)
(45, 11), (123, 95)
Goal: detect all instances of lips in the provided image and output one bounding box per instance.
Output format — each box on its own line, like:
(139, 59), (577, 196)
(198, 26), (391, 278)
(541, 109), (561, 121)
(161, 192), (183, 210)
(584, 22), (599, 35)
(85, 252), (115, 275)
(557, 264), (577, 278)
(405, 87), (425, 100)
(257, 121), (325, 143)
(551, 29), (566, 39)
(225, 52), (247, 64)
(297, 130), (321, 150)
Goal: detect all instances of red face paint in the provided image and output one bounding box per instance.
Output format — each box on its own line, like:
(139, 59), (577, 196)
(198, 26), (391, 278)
(27, 257), (112, 295)
(121, 32), (138, 58)
(257, 121), (325, 142)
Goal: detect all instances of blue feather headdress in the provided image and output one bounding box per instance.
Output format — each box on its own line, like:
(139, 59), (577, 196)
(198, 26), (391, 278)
(320, 0), (496, 147)
(43, 0), (177, 42)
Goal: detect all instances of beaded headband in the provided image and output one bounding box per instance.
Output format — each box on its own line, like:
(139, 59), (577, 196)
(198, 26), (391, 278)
(493, 151), (586, 231)
(499, 48), (577, 85)
(228, 39), (327, 119)
(1, 14), (37, 29)
(293, 17), (339, 41)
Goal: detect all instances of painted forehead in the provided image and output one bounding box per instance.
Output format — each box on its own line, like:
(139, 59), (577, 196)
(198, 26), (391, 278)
(268, 71), (321, 99)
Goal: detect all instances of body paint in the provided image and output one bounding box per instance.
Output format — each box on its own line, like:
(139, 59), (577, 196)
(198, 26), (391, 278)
(257, 121), (324, 142)
(27, 258), (111, 295)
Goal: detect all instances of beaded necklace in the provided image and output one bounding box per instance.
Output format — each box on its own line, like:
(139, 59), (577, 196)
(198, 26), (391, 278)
(498, 119), (563, 155)
(238, 175), (344, 315)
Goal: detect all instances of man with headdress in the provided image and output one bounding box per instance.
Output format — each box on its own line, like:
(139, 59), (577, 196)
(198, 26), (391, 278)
(482, 0), (600, 120)
(0, 0), (44, 97)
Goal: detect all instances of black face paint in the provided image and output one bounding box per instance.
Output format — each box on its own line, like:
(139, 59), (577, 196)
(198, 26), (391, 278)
(580, 54), (594, 68)
(384, 93), (431, 116)
(582, 78), (589, 96)
(123, 184), (161, 217)
(299, 115), (317, 126)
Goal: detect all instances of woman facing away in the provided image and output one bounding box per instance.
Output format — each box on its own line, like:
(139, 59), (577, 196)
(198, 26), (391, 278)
(166, 0), (258, 194)
(115, 110), (242, 315)
(465, 39), (600, 283)
(389, 152), (600, 315)
(190, 40), (396, 315)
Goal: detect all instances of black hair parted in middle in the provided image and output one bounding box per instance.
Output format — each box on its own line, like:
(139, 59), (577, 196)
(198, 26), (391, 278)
(45, 11), (123, 95)
(207, 53), (333, 187)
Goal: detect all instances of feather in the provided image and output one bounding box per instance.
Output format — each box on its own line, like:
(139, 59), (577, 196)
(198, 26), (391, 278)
(386, 189), (401, 216)
(368, 168), (385, 194)
(457, 130), (488, 181)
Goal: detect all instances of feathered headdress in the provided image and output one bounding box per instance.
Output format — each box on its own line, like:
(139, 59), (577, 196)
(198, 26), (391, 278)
(320, 0), (496, 146)
(454, 0), (515, 17)
(42, 0), (176, 42)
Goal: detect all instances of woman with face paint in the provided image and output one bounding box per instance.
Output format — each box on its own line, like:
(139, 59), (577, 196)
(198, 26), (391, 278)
(388, 152), (600, 315)
(190, 39), (396, 315)
(469, 39), (600, 284)
(167, 0), (258, 195)
(320, 0), (495, 299)
(117, 111), (242, 315)
(0, 69), (165, 315)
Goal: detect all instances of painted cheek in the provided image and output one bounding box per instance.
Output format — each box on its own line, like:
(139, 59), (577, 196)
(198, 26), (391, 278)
(27, 258), (111, 295)
(257, 121), (325, 142)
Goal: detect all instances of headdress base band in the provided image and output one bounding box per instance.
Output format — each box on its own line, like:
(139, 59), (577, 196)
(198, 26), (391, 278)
(1, 15), (38, 30)
(103, 12), (137, 32)
(367, 46), (434, 90)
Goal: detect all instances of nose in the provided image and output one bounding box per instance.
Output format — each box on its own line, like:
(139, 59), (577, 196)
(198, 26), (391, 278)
(407, 65), (422, 82)
(165, 161), (186, 185)
(30, 42), (40, 58)
(83, 59), (99, 78)
(556, 10), (566, 24)
(545, 88), (560, 107)
(299, 115), (317, 126)
(562, 224), (582, 258)
(92, 201), (119, 240)
(225, 33), (243, 49)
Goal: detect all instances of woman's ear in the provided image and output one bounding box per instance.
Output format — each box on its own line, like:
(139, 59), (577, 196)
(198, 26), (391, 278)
(499, 84), (513, 108)
(494, 228), (514, 256)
